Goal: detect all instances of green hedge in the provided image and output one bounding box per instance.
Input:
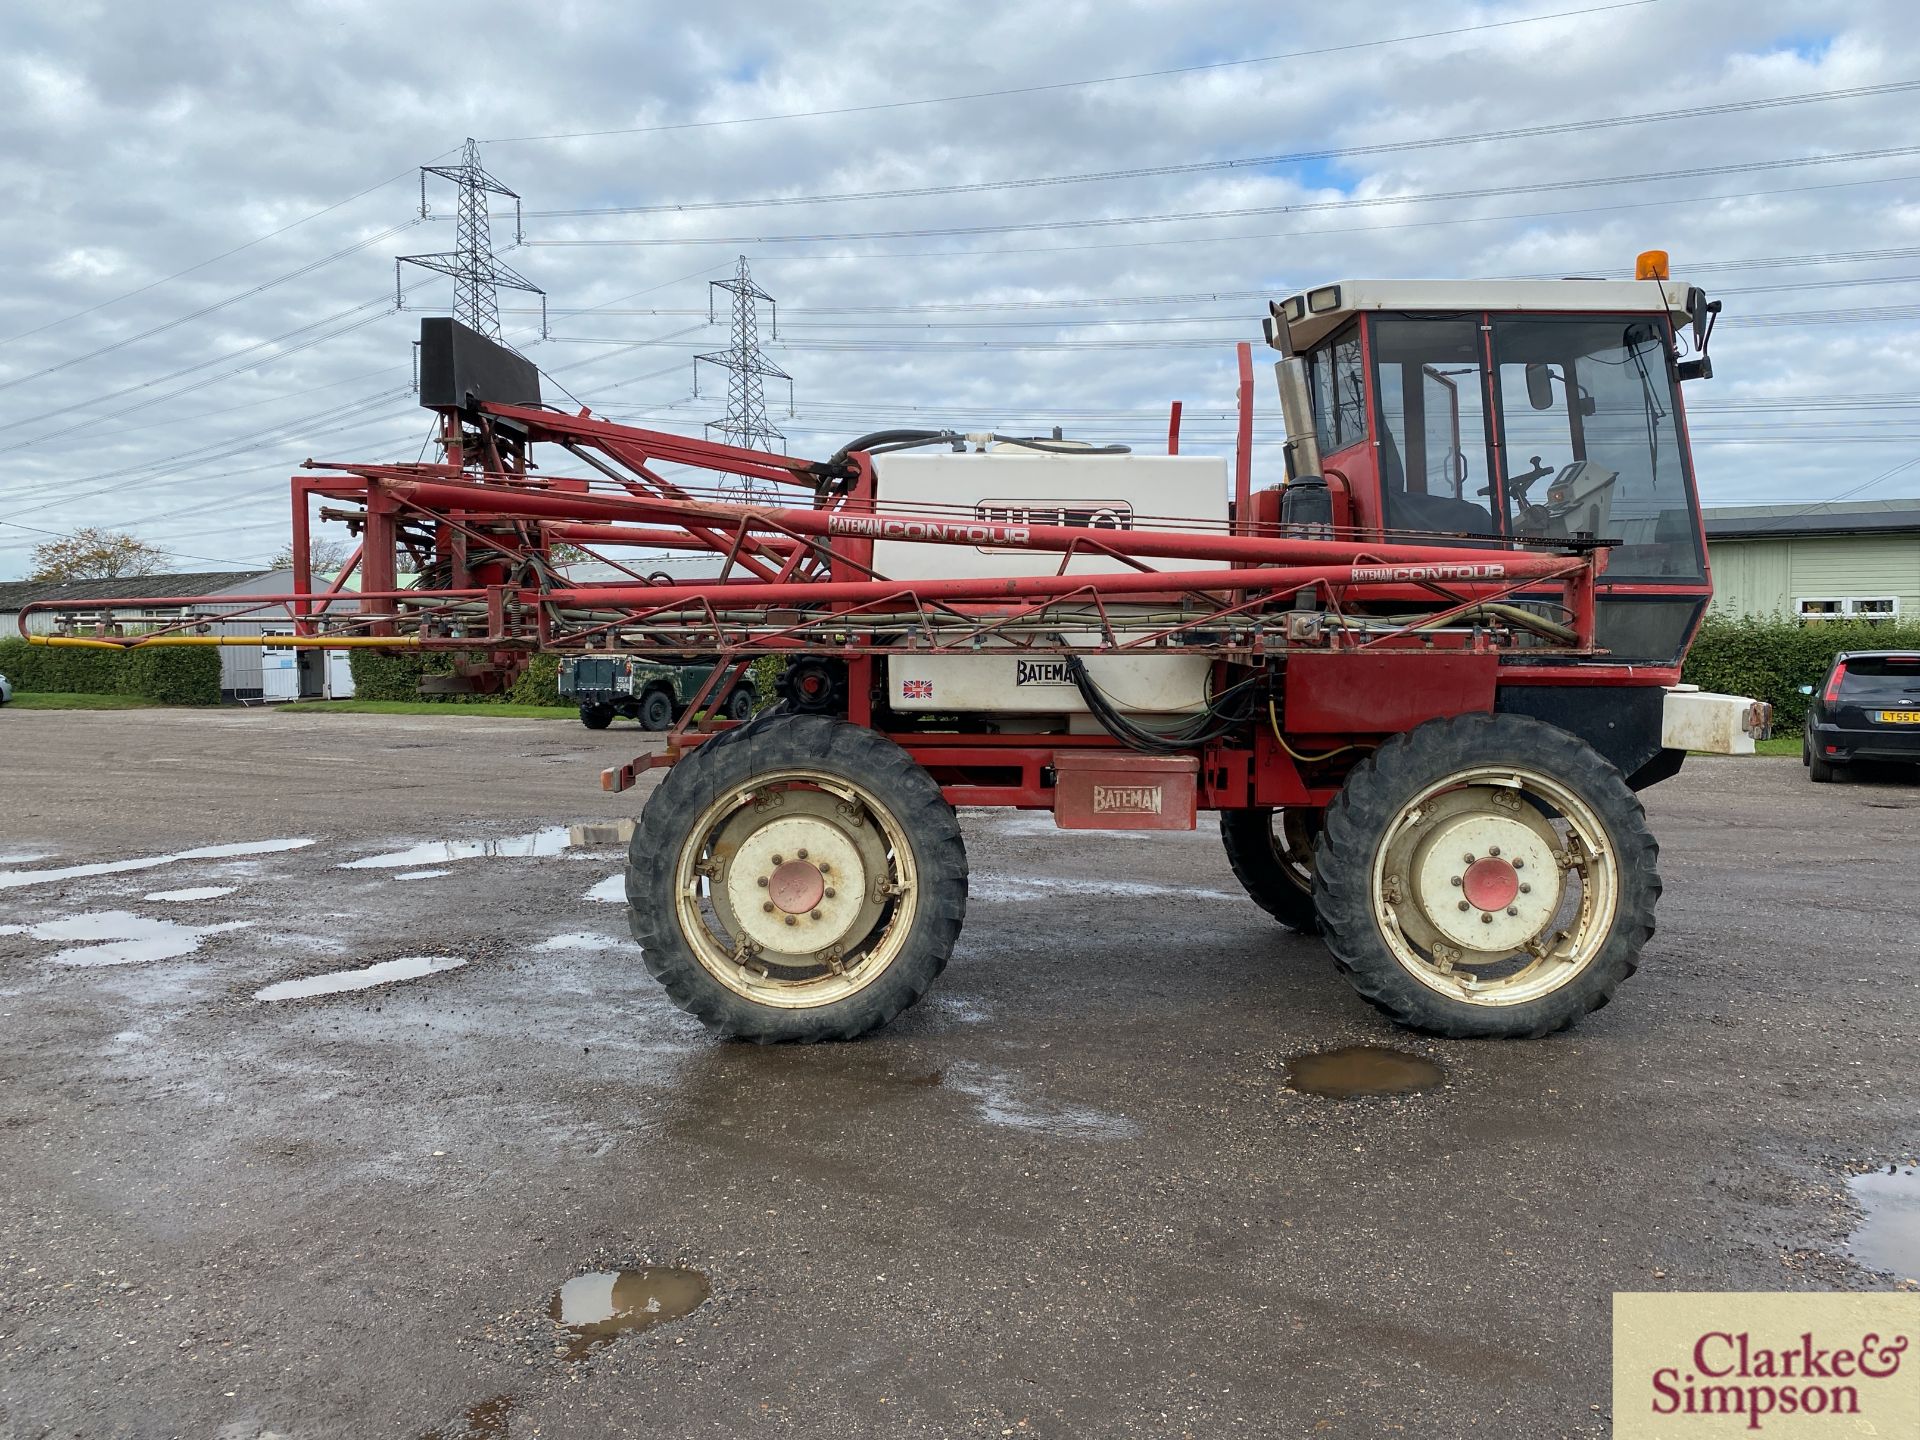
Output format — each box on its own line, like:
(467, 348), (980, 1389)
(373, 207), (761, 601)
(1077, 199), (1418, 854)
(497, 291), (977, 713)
(1682, 613), (1920, 729)
(348, 650), (769, 709)
(0, 637), (220, 705)
(347, 649), (562, 706)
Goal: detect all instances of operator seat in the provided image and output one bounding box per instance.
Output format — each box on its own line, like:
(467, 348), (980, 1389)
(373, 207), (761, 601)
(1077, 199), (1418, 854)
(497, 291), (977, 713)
(1378, 422), (1497, 537)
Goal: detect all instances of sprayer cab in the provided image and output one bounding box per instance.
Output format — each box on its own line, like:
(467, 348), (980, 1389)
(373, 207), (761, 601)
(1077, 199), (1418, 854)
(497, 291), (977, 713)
(1265, 257), (1720, 664)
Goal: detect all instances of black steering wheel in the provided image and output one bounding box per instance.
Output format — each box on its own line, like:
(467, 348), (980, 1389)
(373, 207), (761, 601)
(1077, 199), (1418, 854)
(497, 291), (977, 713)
(1480, 455), (1555, 499)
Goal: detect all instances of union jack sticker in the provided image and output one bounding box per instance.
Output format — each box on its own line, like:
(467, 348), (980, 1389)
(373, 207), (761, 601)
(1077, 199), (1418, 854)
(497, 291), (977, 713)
(901, 679), (934, 699)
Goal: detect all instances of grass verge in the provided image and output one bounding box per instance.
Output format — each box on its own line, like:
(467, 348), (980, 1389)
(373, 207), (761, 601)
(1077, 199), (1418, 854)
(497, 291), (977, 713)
(6, 691), (165, 710)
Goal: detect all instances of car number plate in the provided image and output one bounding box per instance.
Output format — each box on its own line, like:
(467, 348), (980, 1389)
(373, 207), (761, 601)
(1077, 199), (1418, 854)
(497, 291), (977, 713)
(1877, 710), (1920, 724)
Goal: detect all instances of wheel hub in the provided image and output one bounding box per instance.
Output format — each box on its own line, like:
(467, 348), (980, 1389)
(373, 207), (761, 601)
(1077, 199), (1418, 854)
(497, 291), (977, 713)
(1461, 856), (1520, 912)
(723, 813), (870, 956)
(1407, 804), (1561, 953)
(767, 859), (826, 915)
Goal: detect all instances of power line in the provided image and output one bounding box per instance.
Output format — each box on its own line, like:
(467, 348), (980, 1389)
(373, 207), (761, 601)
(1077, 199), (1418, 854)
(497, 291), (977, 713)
(0, 222), (418, 396)
(728, 170), (1920, 264)
(0, 158), (448, 350)
(530, 80), (1920, 218)
(481, 0), (1666, 143)
(525, 145), (1920, 248)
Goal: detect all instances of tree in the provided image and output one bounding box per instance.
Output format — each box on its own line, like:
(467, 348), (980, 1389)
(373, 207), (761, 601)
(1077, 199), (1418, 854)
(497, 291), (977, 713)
(266, 536), (354, 575)
(29, 528), (169, 582)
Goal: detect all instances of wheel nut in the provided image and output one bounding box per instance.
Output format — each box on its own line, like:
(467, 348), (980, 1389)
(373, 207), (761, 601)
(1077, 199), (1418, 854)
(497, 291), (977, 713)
(1457, 900), (1470, 912)
(1450, 876), (1462, 887)
(757, 876), (768, 888)
(784, 916), (796, 926)
(810, 909), (821, 920)
(824, 887), (836, 899)
(819, 863), (831, 874)
(1513, 858), (1524, 870)
(1464, 854), (1476, 864)
(762, 901), (774, 913)
(1489, 846), (1501, 857)
(771, 854), (783, 865)
(797, 849), (808, 860)
(1506, 906), (1519, 917)
(1519, 883), (1531, 894)
(1480, 912), (1493, 924)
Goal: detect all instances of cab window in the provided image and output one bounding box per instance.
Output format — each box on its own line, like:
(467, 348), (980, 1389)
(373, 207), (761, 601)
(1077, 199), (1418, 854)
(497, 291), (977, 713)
(1308, 322), (1367, 454)
(1370, 318), (1498, 537)
(1491, 316), (1703, 579)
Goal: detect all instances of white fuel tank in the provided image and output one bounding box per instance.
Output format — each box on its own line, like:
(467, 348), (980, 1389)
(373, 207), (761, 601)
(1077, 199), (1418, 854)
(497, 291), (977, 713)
(870, 448), (1230, 716)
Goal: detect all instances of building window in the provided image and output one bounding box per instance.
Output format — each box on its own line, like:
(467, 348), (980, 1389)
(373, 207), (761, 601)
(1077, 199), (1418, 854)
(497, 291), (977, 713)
(1796, 596), (1899, 622)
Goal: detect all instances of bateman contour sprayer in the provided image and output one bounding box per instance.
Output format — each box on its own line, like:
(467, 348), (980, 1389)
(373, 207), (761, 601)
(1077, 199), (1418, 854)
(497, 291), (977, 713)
(24, 251), (1768, 1043)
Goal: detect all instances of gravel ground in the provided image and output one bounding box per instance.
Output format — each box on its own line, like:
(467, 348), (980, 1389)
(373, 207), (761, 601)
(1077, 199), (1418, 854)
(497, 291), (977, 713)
(0, 708), (1915, 1439)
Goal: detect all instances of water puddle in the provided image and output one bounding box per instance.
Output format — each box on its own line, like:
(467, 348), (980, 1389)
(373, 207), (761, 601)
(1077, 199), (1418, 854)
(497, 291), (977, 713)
(422, 1393), (512, 1440)
(395, 869), (450, 881)
(968, 874), (1236, 904)
(1849, 1166), (1920, 1280)
(144, 886), (238, 903)
(548, 1268), (710, 1359)
(340, 828), (572, 870)
(584, 874), (625, 904)
(254, 955), (468, 1001)
(534, 932), (632, 953)
(0, 851), (52, 864)
(1285, 1045), (1444, 1099)
(943, 1062), (1139, 1139)
(29, 911), (253, 967)
(0, 838), (313, 890)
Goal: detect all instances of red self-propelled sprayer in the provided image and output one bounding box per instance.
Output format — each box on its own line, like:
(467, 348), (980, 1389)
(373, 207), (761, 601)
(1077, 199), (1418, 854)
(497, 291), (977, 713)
(23, 253), (1768, 1042)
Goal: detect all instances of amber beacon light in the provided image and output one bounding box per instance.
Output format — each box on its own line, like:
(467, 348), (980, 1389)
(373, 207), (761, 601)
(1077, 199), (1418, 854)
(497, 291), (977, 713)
(1635, 249), (1671, 280)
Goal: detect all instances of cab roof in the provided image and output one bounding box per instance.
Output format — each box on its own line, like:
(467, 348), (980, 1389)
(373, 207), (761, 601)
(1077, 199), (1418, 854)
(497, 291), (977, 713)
(1276, 277), (1699, 351)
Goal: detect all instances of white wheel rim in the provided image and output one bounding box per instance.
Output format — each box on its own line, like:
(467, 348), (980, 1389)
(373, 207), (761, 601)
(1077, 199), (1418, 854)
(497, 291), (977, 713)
(1369, 765), (1619, 1008)
(671, 768), (917, 1009)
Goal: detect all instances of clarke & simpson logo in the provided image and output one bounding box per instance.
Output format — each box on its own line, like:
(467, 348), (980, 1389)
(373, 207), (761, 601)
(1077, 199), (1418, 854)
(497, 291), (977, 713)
(1614, 1294), (1918, 1437)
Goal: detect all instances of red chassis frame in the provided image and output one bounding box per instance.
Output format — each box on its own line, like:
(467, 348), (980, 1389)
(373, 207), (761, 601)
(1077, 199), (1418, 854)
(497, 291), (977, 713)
(21, 344), (1679, 827)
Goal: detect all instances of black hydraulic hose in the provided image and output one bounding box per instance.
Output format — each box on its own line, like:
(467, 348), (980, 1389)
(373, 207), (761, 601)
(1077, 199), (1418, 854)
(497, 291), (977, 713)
(986, 433), (1130, 455)
(813, 429), (965, 492)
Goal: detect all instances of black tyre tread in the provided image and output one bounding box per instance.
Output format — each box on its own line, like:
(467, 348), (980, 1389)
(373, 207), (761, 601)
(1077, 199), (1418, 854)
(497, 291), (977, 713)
(625, 713), (968, 1042)
(579, 704), (613, 730)
(1312, 712), (1661, 1040)
(1808, 751), (1838, 783)
(1219, 809), (1321, 934)
(640, 689), (675, 731)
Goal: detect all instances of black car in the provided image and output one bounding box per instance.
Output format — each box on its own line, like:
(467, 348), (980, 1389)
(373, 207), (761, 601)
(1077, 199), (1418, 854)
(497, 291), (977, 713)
(1803, 650), (1920, 782)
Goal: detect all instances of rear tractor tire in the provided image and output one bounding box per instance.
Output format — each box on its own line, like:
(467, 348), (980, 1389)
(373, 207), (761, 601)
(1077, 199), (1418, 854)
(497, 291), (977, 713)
(1313, 713), (1659, 1039)
(1219, 808), (1322, 934)
(626, 713), (968, 1042)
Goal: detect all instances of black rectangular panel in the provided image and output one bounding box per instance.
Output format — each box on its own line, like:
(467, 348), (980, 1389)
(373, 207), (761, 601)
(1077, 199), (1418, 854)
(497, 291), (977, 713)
(418, 317), (542, 411)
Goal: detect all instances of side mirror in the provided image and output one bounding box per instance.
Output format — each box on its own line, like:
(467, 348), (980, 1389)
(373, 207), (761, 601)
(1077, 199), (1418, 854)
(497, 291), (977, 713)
(1798, 685), (1814, 696)
(1525, 362), (1555, 411)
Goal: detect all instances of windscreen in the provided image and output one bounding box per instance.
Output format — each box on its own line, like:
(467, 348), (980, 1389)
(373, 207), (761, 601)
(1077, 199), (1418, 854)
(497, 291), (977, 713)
(1491, 316), (1704, 580)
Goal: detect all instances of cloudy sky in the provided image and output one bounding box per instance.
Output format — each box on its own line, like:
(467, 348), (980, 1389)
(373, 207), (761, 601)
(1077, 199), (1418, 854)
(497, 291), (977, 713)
(0, 0), (1914, 578)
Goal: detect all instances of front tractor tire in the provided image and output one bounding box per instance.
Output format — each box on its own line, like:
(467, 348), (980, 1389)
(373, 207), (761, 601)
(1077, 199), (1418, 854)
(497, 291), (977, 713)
(626, 714), (968, 1042)
(1220, 808), (1322, 934)
(1313, 713), (1659, 1039)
